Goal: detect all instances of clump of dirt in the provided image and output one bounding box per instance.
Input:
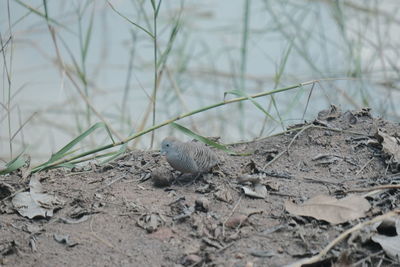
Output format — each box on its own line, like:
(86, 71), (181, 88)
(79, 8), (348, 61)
(1, 106), (400, 266)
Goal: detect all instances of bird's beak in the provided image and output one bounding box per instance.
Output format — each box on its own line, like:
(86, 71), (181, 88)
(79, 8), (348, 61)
(160, 150), (166, 156)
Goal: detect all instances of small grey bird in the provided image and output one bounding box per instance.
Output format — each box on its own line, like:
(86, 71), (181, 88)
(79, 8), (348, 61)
(160, 136), (219, 175)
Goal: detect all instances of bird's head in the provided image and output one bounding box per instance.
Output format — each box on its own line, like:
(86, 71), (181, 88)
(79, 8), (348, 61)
(160, 136), (178, 155)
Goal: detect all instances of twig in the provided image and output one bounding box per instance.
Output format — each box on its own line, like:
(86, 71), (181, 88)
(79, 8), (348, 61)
(95, 175), (127, 192)
(89, 215), (116, 249)
(262, 124), (313, 170)
(216, 242), (234, 254)
(352, 250), (384, 267)
(0, 186), (28, 203)
(355, 158), (374, 176)
(222, 195), (242, 237)
(348, 184), (400, 193)
(285, 210), (400, 267)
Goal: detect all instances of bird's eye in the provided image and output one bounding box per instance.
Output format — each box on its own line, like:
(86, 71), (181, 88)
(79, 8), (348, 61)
(166, 144), (170, 147)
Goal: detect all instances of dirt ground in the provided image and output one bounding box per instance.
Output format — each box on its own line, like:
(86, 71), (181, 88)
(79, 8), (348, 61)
(1, 106), (400, 267)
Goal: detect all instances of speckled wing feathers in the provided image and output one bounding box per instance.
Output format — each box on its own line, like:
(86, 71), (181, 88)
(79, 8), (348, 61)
(188, 142), (218, 173)
(167, 142), (199, 173)
(163, 138), (219, 174)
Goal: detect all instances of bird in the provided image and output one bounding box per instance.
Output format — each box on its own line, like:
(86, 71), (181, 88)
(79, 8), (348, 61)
(160, 136), (219, 175)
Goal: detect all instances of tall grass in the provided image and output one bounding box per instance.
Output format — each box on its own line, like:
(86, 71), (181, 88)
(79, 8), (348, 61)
(1, 0), (400, 172)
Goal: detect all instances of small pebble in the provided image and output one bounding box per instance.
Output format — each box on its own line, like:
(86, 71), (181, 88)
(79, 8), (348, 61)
(194, 197), (210, 212)
(151, 168), (174, 187)
(225, 215), (248, 228)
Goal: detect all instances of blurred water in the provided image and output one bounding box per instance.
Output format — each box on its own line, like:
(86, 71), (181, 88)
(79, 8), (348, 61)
(1, 0), (400, 164)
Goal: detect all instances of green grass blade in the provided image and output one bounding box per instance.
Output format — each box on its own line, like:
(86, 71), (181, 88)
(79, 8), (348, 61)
(240, 0), (250, 92)
(107, 1), (154, 39)
(100, 144), (128, 165)
(42, 0), (48, 20)
(34, 122), (115, 171)
(225, 90), (277, 122)
(57, 163), (76, 169)
(83, 6), (95, 62)
(150, 0), (156, 10)
(157, 20), (180, 69)
(171, 122), (249, 156)
(14, 0), (73, 33)
(31, 83), (303, 172)
(271, 42), (294, 130)
(0, 153), (29, 175)
(155, 0), (162, 17)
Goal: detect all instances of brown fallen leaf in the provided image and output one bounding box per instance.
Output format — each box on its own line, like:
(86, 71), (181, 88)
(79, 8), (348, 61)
(12, 175), (64, 219)
(285, 194), (371, 224)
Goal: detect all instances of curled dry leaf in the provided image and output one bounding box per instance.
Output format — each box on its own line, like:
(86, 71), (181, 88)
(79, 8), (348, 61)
(12, 175), (64, 219)
(371, 216), (400, 260)
(254, 183), (268, 197)
(285, 194), (371, 224)
(58, 215), (90, 224)
(241, 183), (267, 199)
(53, 234), (78, 247)
(371, 234), (400, 260)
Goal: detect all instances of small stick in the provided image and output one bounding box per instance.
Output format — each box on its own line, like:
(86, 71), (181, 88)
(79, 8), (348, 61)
(347, 184), (400, 193)
(263, 124), (313, 170)
(222, 196), (242, 237)
(95, 175), (126, 192)
(355, 158), (374, 176)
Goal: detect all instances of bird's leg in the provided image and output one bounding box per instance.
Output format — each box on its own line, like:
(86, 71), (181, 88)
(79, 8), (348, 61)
(173, 172), (185, 186)
(176, 173), (196, 186)
(187, 172), (202, 186)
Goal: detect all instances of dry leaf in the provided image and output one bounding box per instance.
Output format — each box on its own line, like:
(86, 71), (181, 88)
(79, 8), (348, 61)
(285, 195), (371, 224)
(53, 234), (78, 247)
(371, 234), (400, 260)
(371, 216), (400, 260)
(241, 183), (267, 199)
(12, 175), (64, 219)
